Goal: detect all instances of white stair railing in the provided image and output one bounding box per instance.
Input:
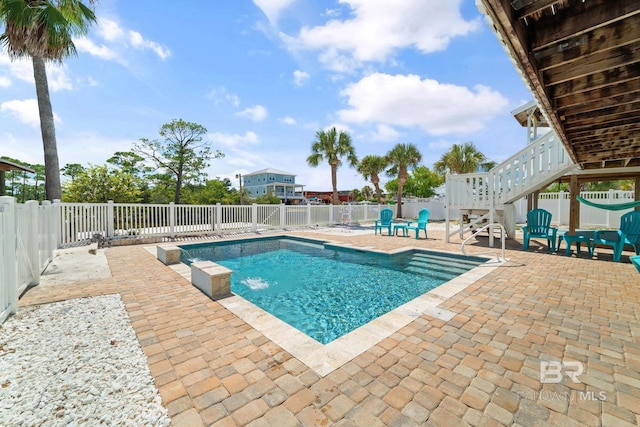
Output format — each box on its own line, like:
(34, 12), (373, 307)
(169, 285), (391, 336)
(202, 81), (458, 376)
(447, 131), (576, 212)
(461, 222), (506, 262)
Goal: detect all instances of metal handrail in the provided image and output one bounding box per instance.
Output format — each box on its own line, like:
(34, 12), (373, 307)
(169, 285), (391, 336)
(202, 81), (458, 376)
(461, 222), (506, 262)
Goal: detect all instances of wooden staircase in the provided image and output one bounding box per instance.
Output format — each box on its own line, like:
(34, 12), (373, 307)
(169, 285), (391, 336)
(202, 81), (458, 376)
(445, 130), (577, 246)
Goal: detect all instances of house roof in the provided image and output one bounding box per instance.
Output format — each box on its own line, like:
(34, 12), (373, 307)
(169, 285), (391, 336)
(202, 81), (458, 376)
(0, 158), (35, 173)
(511, 100), (549, 128)
(243, 168), (296, 177)
(478, 0), (640, 171)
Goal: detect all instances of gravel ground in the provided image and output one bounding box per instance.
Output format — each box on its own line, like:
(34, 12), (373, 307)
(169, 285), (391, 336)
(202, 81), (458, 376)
(0, 295), (170, 427)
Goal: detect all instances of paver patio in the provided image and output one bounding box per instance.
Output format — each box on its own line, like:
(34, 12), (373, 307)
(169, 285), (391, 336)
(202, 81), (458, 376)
(20, 226), (640, 426)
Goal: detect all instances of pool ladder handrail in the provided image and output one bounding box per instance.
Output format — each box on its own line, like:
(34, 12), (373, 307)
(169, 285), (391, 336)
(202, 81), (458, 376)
(461, 222), (506, 262)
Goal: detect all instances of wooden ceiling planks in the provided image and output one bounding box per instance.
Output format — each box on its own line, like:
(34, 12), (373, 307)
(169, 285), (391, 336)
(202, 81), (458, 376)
(483, 0), (640, 170)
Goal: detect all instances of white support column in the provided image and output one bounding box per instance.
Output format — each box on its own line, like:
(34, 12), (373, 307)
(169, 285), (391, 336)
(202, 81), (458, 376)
(26, 201), (40, 285)
(488, 177), (495, 248)
(1, 196), (18, 316)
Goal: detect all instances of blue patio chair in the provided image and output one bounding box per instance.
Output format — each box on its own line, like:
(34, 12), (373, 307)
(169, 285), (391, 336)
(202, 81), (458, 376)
(522, 208), (558, 252)
(374, 208), (394, 236)
(631, 256), (640, 274)
(593, 210), (640, 262)
(407, 209), (430, 239)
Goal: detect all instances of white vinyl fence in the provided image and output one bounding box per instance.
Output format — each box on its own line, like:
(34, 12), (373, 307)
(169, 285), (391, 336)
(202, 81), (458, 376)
(57, 201), (397, 246)
(539, 190), (636, 228)
(0, 197), (58, 324)
(402, 198), (529, 224)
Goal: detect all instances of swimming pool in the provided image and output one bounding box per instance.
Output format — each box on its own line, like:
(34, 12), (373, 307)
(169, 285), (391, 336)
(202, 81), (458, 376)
(180, 236), (484, 344)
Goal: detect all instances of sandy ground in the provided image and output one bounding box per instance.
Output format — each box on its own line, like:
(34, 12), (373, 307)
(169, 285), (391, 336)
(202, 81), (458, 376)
(40, 245), (112, 285)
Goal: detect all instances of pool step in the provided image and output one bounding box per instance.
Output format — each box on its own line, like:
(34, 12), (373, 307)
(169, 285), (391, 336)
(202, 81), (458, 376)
(401, 252), (481, 280)
(407, 259), (470, 276)
(410, 252), (481, 268)
(404, 265), (457, 282)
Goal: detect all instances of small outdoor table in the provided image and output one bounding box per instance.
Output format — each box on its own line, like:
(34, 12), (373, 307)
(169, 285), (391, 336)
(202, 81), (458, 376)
(393, 223), (408, 237)
(558, 230), (594, 257)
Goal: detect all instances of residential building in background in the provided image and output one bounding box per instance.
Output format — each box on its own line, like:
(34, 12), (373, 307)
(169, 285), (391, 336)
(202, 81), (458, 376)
(242, 168), (305, 204)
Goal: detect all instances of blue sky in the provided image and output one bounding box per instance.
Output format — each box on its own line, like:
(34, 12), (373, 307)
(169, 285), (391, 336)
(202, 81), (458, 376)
(1, 0), (533, 192)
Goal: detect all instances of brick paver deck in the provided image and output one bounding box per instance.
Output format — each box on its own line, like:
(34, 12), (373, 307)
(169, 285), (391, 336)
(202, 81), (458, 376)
(20, 228), (640, 426)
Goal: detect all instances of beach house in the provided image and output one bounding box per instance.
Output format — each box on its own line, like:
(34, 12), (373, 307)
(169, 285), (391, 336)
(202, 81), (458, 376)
(242, 168), (305, 204)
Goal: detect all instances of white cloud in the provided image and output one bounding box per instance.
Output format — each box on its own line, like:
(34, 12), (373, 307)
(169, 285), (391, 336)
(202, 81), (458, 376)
(128, 31), (171, 60)
(253, 0), (298, 25)
(1, 99), (61, 127)
(208, 131), (260, 148)
(207, 87), (240, 107)
(280, 116), (297, 125)
(236, 105), (268, 122)
(0, 76), (10, 87)
(86, 76), (99, 87)
(338, 73), (508, 135)
(73, 37), (118, 60)
(282, 0), (480, 71)
(78, 18), (171, 62)
(428, 139), (454, 150)
(324, 8), (342, 18)
(47, 67), (73, 91)
(98, 19), (126, 42)
(292, 69), (309, 87)
(0, 51), (73, 91)
(369, 124), (400, 142)
(0, 52), (33, 85)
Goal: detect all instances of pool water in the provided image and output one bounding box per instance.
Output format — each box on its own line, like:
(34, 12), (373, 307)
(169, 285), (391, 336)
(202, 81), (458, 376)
(181, 237), (483, 344)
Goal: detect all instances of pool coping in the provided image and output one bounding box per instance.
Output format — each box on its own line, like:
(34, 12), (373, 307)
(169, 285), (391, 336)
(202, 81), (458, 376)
(148, 236), (503, 377)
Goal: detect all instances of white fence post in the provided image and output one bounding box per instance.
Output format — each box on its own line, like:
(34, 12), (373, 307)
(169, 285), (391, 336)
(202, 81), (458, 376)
(607, 189), (614, 228)
(52, 199), (61, 247)
(557, 191), (564, 225)
(169, 202), (175, 239)
(0, 196), (18, 319)
(329, 205), (334, 224)
(26, 201), (40, 286)
(107, 200), (115, 238)
(215, 203), (222, 235)
(280, 204), (286, 229)
(252, 204), (258, 232)
(42, 200), (53, 260)
(307, 203), (312, 226)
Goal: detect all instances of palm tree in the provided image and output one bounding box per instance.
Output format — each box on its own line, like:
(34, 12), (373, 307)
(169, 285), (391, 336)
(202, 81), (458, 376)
(1, 0), (97, 200)
(357, 154), (389, 203)
(307, 127), (357, 205)
(386, 143), (422, 218)
(433, 142), (487, 176)
(361, 185), (373, 201)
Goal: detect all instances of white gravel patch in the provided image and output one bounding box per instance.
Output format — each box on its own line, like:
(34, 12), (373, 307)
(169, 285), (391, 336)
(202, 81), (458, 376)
(0, 295), (170, 427)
